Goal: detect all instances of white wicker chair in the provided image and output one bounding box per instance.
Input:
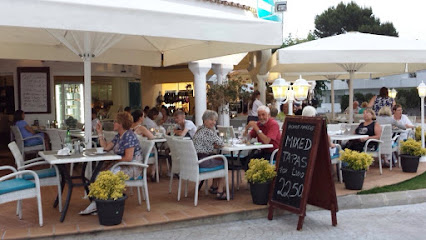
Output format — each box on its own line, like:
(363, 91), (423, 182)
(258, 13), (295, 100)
(174, 138), (229, 206)
(363, 124), (391, 175)
(8, 141), (62, 212)
(165, 135), (180, 193)
(44, 129), (64, 150)
(0, 166), (43, 226)
(111, 139), (154, 211)
(269, 149), (279, 165)
(10, 126), (45, 160)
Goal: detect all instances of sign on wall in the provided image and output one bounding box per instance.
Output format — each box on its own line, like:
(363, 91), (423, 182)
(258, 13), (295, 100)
(18, 67), (51, 114)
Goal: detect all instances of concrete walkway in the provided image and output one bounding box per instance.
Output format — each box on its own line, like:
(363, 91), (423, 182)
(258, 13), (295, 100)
(61, 202), (426, 240)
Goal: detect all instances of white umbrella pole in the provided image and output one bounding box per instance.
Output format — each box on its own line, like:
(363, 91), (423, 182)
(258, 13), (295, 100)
(348, 71), (354, 123)
(84, 33), (92, 149)
(331, 80), (335, 119)
(422, 96), (425, 148)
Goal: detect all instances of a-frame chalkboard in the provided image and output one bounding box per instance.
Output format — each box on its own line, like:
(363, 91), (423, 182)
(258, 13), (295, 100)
(268, 116), (338, 230)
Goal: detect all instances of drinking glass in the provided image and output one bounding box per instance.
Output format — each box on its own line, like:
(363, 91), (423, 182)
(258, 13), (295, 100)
(340, 124), (346, 135)
(345, 124), (352, 134)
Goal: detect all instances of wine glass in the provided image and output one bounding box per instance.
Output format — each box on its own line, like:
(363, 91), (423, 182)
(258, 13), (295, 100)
(345, 124), (352, 135)
(340, 124), (346, 135)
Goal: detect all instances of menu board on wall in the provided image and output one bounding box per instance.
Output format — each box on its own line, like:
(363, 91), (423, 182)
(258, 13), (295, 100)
(18, 67), (51, 114)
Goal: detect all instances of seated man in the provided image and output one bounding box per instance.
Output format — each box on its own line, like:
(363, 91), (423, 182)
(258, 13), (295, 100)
(173, 110), (197, 138)
(243, 105), (281, 161)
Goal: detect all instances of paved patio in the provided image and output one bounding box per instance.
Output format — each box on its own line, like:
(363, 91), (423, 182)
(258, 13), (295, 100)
(1, 149), (425, 239)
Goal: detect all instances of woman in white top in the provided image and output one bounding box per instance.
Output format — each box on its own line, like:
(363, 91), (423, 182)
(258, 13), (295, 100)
(247, 90), (263, 123)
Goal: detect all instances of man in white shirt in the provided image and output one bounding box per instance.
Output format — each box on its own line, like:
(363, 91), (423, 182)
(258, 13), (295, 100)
(173, 110), (197, 138)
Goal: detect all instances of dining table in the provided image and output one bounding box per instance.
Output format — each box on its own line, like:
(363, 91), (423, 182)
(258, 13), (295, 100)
(39, 149), (121, 222)
(220, 142), (273, 199)
(329, 134), (368, 141)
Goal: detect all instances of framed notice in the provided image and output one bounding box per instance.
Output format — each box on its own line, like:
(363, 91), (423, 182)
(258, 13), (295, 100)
(18, 67), (51, 114)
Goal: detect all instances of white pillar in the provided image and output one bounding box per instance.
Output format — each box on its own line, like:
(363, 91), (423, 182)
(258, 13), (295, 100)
(257, 73), (268, 105)
(83, 33), (92, 149)
(189, 62), (211, 126)
(212, 64), (233, 126)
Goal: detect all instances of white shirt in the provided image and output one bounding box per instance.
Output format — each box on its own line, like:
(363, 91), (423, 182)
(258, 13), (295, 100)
(394, 114), (413, 127)
(249, 99), (263, 117)
(176, 120), (197, 138)
(144, 117), (158, 129)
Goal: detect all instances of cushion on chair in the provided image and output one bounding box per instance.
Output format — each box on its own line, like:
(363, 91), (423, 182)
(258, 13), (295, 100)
(0, 178), (36, 195)
(331, 152), (340, 160)
(129, 176), (143, 180)
(149, 153), (155, 158)
(223, 152), (249, 158)
(392, 142), (398, 148)
(271, 160), (276, 165)
(22, 168), (56, 180)
(199, 165), (225, 173)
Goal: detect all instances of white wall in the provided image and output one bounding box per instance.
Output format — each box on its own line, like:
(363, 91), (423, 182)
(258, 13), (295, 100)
(0, 59), (140, 126)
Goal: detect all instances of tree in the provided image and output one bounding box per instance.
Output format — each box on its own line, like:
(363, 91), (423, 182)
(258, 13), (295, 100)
(314, 1), (398, 38)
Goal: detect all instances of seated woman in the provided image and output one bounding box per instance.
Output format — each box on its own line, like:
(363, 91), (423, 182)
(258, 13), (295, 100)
(131, 110), (155, 139)
(376, 106), (406, 130)
(80, 112), (142, 215)
(131, 110), (159, 182)
(345, 108), (382, 153)
(192, 110), (227, 200)
(13, 110), (49, 150)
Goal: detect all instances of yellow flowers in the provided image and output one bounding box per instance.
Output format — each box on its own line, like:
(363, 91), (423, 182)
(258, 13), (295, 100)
(400, 138), (426, 156)
(88, 171), (129, 200)
(246, 158), (277, 183)
(340, 149), (373, 171)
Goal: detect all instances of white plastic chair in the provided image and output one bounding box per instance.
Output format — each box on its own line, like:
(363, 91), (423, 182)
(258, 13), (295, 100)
(391, 134), (402, 170)
(174, 138), (230, 206)
(363, 124), (391, 175)
(165, 135), (180, 193)
(0, 166), (43, 226)
(10, 126), (45, 159)
(103, 130), (117, 142)
(331, 144), (343, 183)
(8, 141), (62, 212)
(111, 139), (154, 211)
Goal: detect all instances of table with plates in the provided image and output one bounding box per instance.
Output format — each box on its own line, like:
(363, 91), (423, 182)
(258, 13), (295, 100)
(39, 149), (121, 222)
(220, 143), (273, 199)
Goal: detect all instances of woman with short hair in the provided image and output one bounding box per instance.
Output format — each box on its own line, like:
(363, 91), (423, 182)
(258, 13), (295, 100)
(192, 110), (227, 200)
(80, 112), (142, 215)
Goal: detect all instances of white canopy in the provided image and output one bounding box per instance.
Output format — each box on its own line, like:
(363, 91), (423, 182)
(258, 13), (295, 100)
(0, 0), (283, 147)
(268, 32), (426, 122)
(0, 0), (282, 67)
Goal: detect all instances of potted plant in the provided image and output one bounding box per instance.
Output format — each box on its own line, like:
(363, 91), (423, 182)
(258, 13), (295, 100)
(340, 149), (373, 190)
(400, 138), (426, 173)
(88, 170), (129, 226)
(245, 158), (277, 205)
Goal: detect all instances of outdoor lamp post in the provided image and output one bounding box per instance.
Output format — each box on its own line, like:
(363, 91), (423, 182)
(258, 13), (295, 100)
(271, 75), (310, 115)
(418, 82), (426, 149)
(388, 88), (397, 99)
(271, 75), (290, 113)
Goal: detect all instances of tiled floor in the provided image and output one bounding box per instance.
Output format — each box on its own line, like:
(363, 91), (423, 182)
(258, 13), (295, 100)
(1, 149), (425, 239)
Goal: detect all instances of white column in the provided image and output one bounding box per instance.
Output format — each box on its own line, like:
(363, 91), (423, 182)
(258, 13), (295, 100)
(83, 33), (92, 149)
(422, 96), (425, 149)
(256, 73), (268, 105)
(212, 64), (233, 126)
(189, 62), (211, 126)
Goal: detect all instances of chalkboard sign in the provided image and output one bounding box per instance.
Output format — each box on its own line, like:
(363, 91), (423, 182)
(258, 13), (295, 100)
(268, 116), (338, 230)
(272, 121), (315, 209)
(18, 67), (51, 114)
